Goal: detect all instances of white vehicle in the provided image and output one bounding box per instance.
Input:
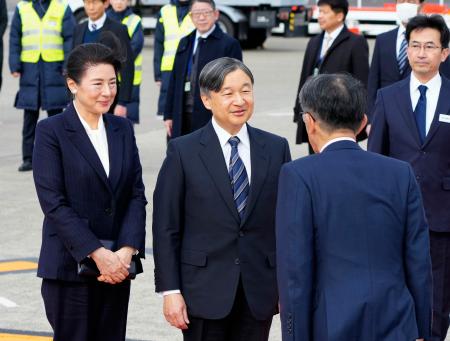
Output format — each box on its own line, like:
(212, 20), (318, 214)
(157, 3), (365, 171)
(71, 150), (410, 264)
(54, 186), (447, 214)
(307, 1), (450, 37)
(68, 0), (312, 48)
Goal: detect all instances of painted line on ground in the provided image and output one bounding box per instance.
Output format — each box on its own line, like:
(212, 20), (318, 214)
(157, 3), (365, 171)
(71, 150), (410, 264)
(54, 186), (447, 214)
(0, 297), (17, 308)
(0, 329), (151, 341)
(0, 259), (38, 274)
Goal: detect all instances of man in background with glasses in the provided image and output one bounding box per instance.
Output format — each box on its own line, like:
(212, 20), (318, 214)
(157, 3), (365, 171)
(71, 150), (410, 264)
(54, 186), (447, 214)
(367, 0), (450, 134)
(369, 14), (450, 341)
(163, 0), (242, 139)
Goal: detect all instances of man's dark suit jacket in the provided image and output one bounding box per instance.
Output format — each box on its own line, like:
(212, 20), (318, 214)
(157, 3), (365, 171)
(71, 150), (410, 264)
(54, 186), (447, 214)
(72, 17), (134, 104)
(33, 103), (147, 282)
(164, 25), (242, 138)
(276, 140), (431, 341)
(368, 75), (450, 233)
(293, 26), (369, 143)
(367, 27), (450, 119)
(152, 121), (291, 320)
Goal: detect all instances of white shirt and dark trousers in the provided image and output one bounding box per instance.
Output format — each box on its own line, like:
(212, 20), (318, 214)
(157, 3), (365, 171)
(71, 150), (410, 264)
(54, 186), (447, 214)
(153, 118), (291, 341)
(368, 70), (450, 341)
(33, 102), (147, 341)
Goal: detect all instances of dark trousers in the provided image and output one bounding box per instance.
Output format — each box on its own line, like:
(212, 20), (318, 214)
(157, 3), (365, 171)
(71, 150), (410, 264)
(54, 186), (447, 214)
(182, 281), (273, 341)
(41, 279), (131, 341)
(22, 109), (61, 162)
(181, 111), (192, 136)
(430, 231), (450, 341)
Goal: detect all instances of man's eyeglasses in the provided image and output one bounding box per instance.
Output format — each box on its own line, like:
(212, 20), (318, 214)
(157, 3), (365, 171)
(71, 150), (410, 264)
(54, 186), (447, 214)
(190, 10), (214, 19)
(408, 42), (443, 53)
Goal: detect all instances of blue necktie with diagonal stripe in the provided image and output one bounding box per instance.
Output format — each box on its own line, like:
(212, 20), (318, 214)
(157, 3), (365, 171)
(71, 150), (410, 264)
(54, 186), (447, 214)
(398, 32), (408, 73)
(228, 137), (249, 220)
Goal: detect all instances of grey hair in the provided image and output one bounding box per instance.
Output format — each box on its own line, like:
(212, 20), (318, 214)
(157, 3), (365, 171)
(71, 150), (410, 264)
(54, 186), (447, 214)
(190, 0), (216, 11)
(199, 57), (254, 95)
(299, 73), (366, 132)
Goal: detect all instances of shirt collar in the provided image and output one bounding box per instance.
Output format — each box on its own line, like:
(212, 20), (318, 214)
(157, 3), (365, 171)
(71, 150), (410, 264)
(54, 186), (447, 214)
(410, 72), (441, 92)
(325, 24), (344, 40)
(211, 117), (250, 149)
(320, 137), (356, 153)
(74, 101), (105, 133)
(88, 13), (107, 31)
(196, 24), (216, 40)
(397, 24), (406, 39)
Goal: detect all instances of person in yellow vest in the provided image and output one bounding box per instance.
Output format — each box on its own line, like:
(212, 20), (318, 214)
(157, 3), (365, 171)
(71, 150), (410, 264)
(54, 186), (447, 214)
(107, 0), (143, 124)
(154, 0), (194, 117)
(9, 0), (75, 172)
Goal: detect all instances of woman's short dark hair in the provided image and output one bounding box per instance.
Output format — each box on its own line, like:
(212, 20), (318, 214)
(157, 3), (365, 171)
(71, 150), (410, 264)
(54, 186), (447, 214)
(406, 14), (450, 49)
(299, 73), (366, 133)
(317, 0), (349, 19)
(65, 43), (122, 84)
(199, 57), (254, 95)
(190, 0), (216, 11)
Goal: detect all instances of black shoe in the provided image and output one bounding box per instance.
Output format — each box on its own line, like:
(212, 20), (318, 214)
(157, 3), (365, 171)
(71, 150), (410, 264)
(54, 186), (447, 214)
(18, 161), (32, 172)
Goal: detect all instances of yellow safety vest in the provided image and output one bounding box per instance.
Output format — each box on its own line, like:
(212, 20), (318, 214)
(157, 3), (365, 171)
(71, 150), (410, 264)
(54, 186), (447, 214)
(122, 13), (142, 85)
(160, 4), (195, 71)
(18, 0), (67, 63)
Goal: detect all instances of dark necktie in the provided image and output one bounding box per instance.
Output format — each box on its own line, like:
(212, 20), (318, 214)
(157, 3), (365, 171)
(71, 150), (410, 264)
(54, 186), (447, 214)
(398, 33), (408, 74)
(414, 85), (427, 144)
(190, 37), (203, 87)
(228, 137), (249, 220)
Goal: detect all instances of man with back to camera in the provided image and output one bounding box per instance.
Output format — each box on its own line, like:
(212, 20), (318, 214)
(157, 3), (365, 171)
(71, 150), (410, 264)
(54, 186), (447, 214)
(277, 73), (431, 341)
(368, 14), (450, 341)
(153, 57), (291, 341)
(164, 0), (242, 139)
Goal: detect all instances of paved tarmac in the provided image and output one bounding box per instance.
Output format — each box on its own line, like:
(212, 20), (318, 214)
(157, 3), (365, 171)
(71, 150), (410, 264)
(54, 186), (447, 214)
(0, 30), (313, 341)
(0, 30), (445, 341)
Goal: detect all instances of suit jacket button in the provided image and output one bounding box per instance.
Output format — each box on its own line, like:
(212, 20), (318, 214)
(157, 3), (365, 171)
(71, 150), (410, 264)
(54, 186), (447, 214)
(234, 258), (240, 265)
(105, 208), (113, 216)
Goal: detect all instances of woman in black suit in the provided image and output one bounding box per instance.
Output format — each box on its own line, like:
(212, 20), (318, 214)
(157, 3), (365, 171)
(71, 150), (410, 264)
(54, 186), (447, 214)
(32, 43), (147, 341)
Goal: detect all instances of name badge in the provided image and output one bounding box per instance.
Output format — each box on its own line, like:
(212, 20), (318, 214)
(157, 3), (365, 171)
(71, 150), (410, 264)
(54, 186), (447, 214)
(184, 81), (191, 92)
(47, 20), (57, 27)
(313, 68), (319, 76)
(439, 114), (450, 124)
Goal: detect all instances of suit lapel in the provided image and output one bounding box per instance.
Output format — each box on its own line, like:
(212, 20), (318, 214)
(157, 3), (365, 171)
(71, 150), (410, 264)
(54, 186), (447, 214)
(396, 77), (422, 146)
(322, 27), (350, 66)
(423, 77), (450, 147)
(76, 22), (88, 46)
(198, 123), (240, 224)
(104, 115), (123, 192)
(240, 126), (269, 227)
(63, 104), (112, 193)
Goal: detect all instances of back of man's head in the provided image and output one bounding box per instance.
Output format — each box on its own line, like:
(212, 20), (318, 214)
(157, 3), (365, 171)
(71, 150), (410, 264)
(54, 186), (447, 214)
(406, 14), (450, 48)
(299, 73), (366, 133)
(317, 0), (349, 18)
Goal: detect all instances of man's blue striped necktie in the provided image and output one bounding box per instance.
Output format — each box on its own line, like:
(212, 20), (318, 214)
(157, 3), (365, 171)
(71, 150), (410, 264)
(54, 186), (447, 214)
(228, 137), (249, 220)
(398, 33), (408, 73)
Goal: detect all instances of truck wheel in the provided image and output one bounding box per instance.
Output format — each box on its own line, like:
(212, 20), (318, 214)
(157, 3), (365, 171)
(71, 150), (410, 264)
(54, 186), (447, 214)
(217, 14), (235, 37)
(241, 28), (267, 49)
(75, 9), (88, 24)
